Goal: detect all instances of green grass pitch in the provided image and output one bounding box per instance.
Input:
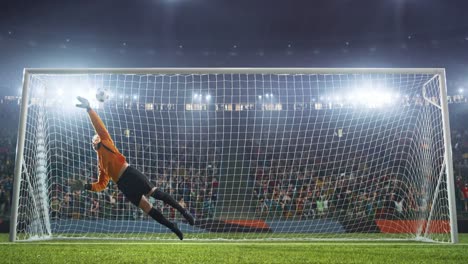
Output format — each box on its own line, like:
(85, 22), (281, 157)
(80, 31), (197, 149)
(0, 234), (467, 264)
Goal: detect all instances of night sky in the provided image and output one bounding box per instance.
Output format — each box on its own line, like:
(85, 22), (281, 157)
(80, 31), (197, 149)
(1, 0), (468, 95)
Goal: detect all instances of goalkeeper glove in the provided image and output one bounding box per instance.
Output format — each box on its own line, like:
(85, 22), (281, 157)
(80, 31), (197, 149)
(71, 180), (92, 191)
(76, 96), (91, 110)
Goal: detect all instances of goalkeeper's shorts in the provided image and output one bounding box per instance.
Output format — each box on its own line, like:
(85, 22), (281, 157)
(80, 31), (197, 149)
(117, 166), (154, 206)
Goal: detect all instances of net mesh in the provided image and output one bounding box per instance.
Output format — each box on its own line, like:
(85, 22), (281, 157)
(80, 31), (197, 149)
(14, 70), (454, 242)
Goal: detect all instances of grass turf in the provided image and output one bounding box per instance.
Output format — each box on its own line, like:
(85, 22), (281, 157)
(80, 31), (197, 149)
(0, 234), (467, 264)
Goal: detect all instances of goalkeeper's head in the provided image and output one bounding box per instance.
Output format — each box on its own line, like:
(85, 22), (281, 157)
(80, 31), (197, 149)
(92, 134), (101, 151)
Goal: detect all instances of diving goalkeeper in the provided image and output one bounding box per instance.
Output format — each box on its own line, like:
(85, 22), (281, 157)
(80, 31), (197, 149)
(72, 96), (194, 240)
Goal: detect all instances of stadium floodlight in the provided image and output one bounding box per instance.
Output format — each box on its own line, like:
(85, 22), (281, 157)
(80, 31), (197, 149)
(10, 68), (458, 244)
(205, 94), (211, 101)
(258, 95), (262, 100)
(43, 80), (101, 111)
(458, 88), (464, 94)
(350, 87), (396, 108)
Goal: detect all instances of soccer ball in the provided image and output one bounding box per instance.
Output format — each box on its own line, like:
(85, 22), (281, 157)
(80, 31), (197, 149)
(95, 88), (109, 102)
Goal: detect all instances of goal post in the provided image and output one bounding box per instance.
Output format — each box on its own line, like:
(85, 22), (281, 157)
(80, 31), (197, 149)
(437, 71), (458, 243)
(10, 68), (458, 243)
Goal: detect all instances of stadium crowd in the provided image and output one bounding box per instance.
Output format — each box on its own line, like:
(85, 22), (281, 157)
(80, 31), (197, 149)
(450, 103), (468, 216)
(0, 99), (17, 221)
(47, 132), (221, 222)
(0, 98), (221, 222)
(249, 126), (409, 221)
(249, 101), (468, 221)
(1, 94), (468, 223)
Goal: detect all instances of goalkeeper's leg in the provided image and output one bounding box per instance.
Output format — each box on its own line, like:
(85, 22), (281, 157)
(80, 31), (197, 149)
(149, 188), (195, 226)
(139, 195), (183, 240)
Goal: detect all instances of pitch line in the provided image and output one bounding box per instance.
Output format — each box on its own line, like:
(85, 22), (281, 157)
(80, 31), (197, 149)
(1, 242), (467, 246)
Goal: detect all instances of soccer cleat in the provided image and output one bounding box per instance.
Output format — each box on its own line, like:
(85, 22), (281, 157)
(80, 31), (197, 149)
(171, 223), (183, 240)
(182, 210), (195, 226)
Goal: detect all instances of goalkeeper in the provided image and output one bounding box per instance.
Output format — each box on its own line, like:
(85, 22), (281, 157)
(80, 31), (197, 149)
(72, 96), (194, 240)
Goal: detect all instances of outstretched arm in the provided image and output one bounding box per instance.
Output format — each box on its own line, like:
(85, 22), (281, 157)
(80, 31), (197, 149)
(73, 167), (111, 192)
(76, 96), (112, 141)
(87, 166), (111, 192)
(87, 108), (112, 141)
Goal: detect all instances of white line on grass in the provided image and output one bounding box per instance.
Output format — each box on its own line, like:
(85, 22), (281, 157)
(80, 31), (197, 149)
(1, 242), (467, 246)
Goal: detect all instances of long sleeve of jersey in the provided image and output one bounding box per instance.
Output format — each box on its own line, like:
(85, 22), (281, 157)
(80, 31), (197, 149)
(87, 108), (113, 143)
(91, 166), (111, 192)
(86, 108), (128, 191)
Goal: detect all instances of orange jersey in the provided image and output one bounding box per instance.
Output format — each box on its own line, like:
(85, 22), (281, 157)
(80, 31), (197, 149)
(87, 109), (127, 192)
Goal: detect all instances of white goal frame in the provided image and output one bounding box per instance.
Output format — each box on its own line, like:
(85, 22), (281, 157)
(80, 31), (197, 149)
(10, 68), (459, 243)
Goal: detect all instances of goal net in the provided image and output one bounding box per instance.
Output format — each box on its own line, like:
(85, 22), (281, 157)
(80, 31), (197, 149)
(11, 68), (458, 243)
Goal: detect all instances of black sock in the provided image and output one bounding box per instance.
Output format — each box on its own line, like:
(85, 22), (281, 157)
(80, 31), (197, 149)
(148, 208), (174, 230)
(151, 190), (185, 214)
